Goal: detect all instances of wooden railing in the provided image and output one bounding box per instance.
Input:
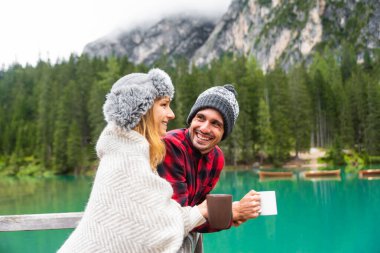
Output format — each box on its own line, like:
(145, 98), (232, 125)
(0, 212), (83, 231)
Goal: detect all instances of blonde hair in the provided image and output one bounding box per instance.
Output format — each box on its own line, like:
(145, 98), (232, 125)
(133, 102), (166, 170)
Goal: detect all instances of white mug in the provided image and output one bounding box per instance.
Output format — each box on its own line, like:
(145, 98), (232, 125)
(259, 191), (277, 216)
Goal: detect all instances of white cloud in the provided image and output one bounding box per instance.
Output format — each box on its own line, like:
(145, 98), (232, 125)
(0, 0), (231, 68)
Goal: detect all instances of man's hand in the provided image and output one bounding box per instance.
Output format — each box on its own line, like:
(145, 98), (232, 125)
(232, 190), (261, 225)
(232, 219), (246, 227)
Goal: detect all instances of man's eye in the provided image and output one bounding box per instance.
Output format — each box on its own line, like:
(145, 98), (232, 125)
(213, 123), (221, 128)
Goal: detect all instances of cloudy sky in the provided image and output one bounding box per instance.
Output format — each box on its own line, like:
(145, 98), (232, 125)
(1, 0), (231, 69)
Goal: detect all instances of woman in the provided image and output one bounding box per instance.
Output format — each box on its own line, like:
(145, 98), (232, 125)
(58, 68), (207, 253)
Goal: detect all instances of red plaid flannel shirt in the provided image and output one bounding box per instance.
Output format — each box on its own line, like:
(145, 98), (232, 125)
(157, 128), (228, 233)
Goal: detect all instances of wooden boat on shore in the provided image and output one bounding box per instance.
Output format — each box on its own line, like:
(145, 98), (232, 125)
(259, 171), (293, 178)
(303, 169), (341, 178)
(359, 169), (380, 179)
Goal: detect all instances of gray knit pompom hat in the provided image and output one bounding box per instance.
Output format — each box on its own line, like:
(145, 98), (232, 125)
(186, 84), (239, 140)
(103, 68), (174, 130)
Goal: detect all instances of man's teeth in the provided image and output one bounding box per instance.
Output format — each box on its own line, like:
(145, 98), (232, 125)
(197, 133), (211, 141)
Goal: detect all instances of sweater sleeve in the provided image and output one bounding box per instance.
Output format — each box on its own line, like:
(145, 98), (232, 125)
(173, 202), (206, 236)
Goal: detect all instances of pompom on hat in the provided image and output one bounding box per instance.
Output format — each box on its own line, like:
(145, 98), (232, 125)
(103, 68), (174, 130)
(186, 84), (239, 140)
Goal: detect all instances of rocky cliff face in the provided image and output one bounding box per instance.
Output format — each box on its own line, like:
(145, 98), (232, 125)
(193, 0), (380, 71)
(83, 16), (215, 65)
(83, 0), (380, 71)
(321, 0), (380, 61)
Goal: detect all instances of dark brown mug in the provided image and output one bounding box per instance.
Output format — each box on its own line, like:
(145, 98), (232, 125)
(206, 194), (232, 229)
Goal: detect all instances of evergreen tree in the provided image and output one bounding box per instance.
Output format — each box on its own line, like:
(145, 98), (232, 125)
(165, 57), (190, 129)
(288, 64), (312, 157)
(35, 61), (54, 168)
(346, 71), (368, 151)
(88, 57), (121, 143)
(256, 98), (273, 164)
(74, 55), (99, 166)
(364, 75), (380, 155)
(52, 80), (73, 173)
(237, 56), (264, 164)
(66, 121), (83, 173)
(340, 42), (357, 82)
(308, 52), (337, 147)
(266, 67), (292, 165)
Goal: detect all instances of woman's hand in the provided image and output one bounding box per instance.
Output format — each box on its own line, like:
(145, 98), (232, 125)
(197, 199), (208, 219)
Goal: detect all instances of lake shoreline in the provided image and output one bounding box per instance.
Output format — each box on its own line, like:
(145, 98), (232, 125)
(227, 148), (328, 171)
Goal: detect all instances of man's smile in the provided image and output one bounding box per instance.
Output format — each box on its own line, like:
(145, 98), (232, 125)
(195, 130), (214, 142)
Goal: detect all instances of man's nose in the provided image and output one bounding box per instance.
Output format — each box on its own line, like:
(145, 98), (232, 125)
(199, 121), (211, 133)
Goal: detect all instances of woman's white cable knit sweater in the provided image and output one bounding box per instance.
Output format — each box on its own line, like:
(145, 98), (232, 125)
(58, 123), (206, 253)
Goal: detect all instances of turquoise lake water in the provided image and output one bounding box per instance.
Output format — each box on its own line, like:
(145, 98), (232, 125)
(1, 170), (380, 253)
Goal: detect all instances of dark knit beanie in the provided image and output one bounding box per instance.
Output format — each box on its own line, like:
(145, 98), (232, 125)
(186, 84), (239, 140)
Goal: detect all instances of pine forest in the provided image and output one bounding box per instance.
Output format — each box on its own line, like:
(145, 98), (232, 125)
(1, 47), (380, 176)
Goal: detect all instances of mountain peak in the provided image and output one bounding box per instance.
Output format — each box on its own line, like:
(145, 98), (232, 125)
(83, 15), (216, 65)
(82, 0), (380, 71)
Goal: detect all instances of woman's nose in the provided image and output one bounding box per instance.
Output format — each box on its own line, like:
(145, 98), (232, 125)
(167, 107), (175, 119)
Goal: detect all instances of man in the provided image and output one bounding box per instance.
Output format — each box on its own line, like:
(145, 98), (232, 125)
(158, 84), (261, 252)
